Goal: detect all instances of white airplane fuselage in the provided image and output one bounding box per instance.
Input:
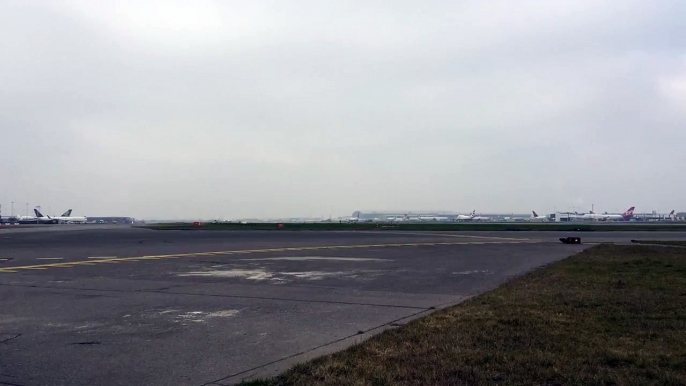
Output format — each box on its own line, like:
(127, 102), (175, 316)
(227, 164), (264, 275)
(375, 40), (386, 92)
(530, 216), (548, 222)
(51, 216), (88, 224)
(576, 213), (607, 221)
(455, 211), (477, 221)
(16, 215), (58, 224)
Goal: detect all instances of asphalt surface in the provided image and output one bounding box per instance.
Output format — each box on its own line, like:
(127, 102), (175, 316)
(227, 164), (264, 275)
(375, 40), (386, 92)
(1, 227), (684, 386)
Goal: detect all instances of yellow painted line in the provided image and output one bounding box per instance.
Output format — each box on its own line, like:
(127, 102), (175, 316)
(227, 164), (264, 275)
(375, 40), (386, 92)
(144, 253), (193, 258)
(376, 231), (534, 242)
(0, 240), (543, 273)
(452, 234), (532, 241)
(0, 261), (78, 270)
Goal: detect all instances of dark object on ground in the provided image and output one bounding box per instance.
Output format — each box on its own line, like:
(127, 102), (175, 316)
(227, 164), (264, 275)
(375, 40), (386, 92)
(559, 236), (581, 244)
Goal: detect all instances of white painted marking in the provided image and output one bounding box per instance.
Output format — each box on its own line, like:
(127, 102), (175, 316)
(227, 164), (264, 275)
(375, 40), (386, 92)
(170, 310), (240, 324)
(280, 271), (353, 280)
(179, 269), (274, 281)
(244, 256), (389, 262)
(179, 268), (382, 282)
(206, 310), (239, 318)
(452, 270), (494, 275)
(87, 256), (118, 259)
(36, 258), (63, 260)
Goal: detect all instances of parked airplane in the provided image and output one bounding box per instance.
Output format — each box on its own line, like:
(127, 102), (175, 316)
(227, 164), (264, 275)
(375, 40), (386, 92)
(14, 210), (59, 224)
(574, 211), (603, 221)
(603, 207), (635, 221)
(575, 207), (635, 221)
(13, 214), (40, 224)
(347, 211), (361, 223)
(455, 211), (476, 221)
(530, 211), (549, 222)
(34, 209), (87, 224)
(472, 213), (492, 221)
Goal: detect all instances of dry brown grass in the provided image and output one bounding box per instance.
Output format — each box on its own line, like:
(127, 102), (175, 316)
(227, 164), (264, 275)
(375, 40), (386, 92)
(244, 244), (686, 386)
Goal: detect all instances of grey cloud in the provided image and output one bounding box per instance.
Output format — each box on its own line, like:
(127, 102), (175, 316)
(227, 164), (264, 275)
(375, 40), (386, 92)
(1, 0), (685, 219)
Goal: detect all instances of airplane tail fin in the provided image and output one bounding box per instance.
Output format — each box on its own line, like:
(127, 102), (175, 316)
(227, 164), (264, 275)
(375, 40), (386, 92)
(623, 207), (635, 217)
(61, 209), (72, 217)
(669, 210), (675, 215)
(34, 209), (45, 218)
(532, 211), (538, 217)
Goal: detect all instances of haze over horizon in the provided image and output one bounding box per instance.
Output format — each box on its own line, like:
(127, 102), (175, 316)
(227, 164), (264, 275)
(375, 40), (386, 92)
(2, 1), (684, 219)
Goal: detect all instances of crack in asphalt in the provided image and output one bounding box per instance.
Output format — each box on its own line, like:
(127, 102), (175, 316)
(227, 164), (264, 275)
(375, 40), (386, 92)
(69, 341), (102, 345)
(0, 334), (21, 345)
(146, 283), (200, 291)
(151, 289), (432, 310)
(0, 381), (27, 386)
(0, 282), (434, 310)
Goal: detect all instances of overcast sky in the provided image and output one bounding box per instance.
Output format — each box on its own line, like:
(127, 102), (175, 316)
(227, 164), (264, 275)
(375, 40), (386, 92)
(1, 1), (684, 219)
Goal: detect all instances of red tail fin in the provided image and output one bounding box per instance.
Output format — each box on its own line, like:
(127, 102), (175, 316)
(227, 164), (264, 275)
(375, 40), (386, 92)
(622, 207), (635, 217)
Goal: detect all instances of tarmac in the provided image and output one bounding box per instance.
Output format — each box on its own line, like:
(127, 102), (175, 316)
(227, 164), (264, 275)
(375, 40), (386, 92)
(1, 226), (684, 386)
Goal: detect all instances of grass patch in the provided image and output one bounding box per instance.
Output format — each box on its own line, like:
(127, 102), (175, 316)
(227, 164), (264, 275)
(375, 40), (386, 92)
(632, 240), (686, 246)
(243, 245), (686, 385)
(143, 222), (686, 232)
